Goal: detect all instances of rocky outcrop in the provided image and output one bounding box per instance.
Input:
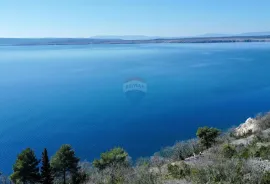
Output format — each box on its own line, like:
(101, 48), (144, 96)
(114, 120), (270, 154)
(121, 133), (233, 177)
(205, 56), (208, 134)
(234, 118), (260, 137)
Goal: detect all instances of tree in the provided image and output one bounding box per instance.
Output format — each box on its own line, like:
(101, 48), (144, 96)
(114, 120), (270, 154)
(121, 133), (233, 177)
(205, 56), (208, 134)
(196, 127), (221, 149)
(93, 147), (129, 184)
(92, 147), (129, 170)
(51, 144), (80, 184)
(41, 148), (53, 184)
(10, 148), (40, 184)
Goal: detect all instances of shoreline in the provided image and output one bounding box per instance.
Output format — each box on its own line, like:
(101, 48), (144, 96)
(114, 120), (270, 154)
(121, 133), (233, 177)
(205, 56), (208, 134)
(1, 36), (270, 46)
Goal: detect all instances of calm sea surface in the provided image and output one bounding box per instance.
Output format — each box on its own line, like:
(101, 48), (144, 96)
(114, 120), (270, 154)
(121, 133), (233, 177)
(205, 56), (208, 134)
(0, 43), (270, 172)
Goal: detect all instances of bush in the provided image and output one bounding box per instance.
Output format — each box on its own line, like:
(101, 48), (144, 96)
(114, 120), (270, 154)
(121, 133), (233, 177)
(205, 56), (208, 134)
(236, 142), (270, 160)
(262, 171), (270, 184)
(167, 162), (191, 179)
(156, 139), (202, 161)
(216, 132), (232, 144)
(255, 145), (270, 160)
(171, 141), (193, 160)
(86, 164), (132, 184)
(190, 157), (269, 184)
(191, 159), (244, 184)
(156, 146), (174, 159)
(238, 147), (252, 159)
(222, 144), (237, 158)
(86, 163), (161, 184)
(149, 156), (167, 172)
(236, 141), (260, 159)
(128, 165), (161, 184)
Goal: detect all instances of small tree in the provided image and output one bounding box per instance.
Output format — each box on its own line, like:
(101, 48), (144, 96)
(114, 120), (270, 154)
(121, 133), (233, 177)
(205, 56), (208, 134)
(93, 147), (129, 184)
(41, 148), (54, 184)
(51, 144), (80, 184)
(196, 127), (221, 149)
(10, 148), (40, 184)
(93, 147), (129, 170)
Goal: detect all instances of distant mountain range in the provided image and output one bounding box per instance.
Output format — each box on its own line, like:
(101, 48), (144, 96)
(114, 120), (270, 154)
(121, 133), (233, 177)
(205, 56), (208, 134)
(90, 35), (161, 40)
(0, 32), (270, 46)
(90, 32), (270, 40)
(196, 32), (270, 38)
(1, 32), (270, 42)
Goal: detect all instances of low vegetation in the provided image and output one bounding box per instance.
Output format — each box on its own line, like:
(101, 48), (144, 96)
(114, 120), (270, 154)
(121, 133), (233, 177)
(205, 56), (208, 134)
(167, 162), (191, 179)
(2, 112), (270, 184)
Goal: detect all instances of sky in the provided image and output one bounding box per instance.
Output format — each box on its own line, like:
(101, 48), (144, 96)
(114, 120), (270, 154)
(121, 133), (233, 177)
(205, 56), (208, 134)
(1, 0), (270, 38)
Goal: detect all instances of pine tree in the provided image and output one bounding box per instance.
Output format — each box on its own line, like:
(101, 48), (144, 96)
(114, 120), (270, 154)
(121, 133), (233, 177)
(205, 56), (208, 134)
(93, 147), (129, 170)
(51, 144), (79, 184)
(41, 148), (54, 184)
(10, 148), (40, 184)
(196, 126), (221, 149)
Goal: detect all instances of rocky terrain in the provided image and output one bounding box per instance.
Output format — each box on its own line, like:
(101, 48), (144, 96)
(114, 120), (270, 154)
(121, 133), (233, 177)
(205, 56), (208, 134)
(146, 113), (270, 184)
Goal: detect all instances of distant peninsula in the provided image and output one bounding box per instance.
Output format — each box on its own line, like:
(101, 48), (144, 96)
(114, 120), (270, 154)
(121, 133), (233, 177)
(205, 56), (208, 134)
(1, 35), (270, 46)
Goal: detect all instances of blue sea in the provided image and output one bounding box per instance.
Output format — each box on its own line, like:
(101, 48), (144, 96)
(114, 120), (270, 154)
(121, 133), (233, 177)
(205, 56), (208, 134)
(0, 43), (270, 173)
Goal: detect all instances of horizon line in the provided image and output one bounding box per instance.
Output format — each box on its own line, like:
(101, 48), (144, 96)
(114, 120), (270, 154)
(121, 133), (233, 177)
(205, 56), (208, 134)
(1, 31), (270, 39)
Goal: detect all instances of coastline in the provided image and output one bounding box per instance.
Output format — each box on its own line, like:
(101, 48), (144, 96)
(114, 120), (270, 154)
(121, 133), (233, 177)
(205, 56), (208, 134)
(1, 35), (270, 46)
(5, 113), (270, 184)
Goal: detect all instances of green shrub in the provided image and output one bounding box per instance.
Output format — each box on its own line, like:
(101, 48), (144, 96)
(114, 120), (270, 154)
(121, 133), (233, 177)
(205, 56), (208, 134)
(261, 171), (270, 184)
(129, 165), (161, 184)
(222, 144), (237, 158)
(255, 145), (270, 160)
(237, 142), (270, 160)
(155, 139), (201, 161)
(238, 147), (251, 159)
(237, 143), (258, 159)
(190, 159), (244, 184)
(167, 162), (190, 179)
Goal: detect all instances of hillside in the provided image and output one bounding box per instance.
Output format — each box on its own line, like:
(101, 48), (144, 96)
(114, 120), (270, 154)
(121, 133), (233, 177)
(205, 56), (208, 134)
(4, 112), (270, 184)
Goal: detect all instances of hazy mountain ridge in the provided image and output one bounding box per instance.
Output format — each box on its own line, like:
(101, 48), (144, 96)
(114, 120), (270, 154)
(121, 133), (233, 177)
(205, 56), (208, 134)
(198, 31), (270, 37)
(0, 32), (270, 46)
(90, 35), (161, 40)
(91, 32), (270, 40)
